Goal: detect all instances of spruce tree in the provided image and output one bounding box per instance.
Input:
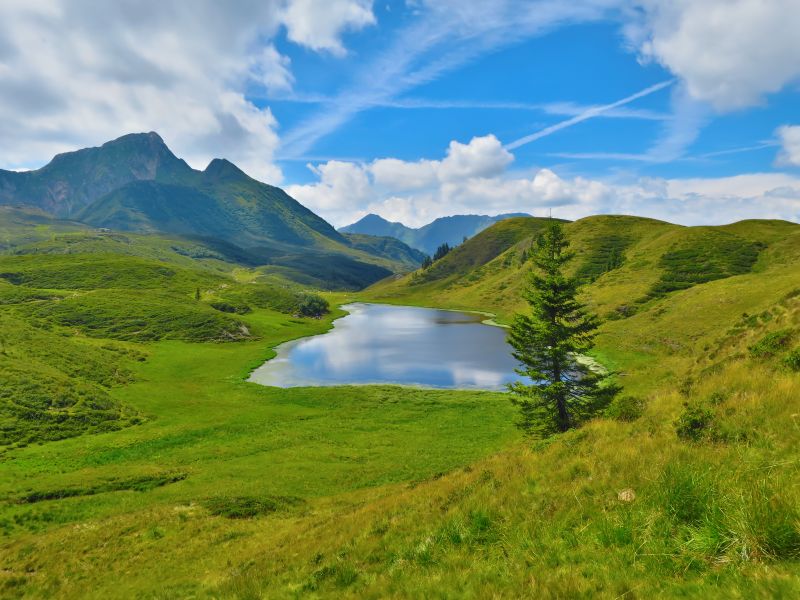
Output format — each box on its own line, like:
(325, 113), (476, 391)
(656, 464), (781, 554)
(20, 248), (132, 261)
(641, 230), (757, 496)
(507, 221), (618, 436)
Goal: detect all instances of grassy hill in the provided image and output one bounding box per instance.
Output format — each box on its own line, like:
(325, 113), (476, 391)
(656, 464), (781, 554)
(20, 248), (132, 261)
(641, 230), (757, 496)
(0, 214), (798, 598)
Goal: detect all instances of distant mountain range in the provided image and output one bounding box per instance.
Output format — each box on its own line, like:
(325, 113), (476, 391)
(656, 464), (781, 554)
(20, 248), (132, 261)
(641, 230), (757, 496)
(339, 212), (530, 255)
(0, 133), (424, 289)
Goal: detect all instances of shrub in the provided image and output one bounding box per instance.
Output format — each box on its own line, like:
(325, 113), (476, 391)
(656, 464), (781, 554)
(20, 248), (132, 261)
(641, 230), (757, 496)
(783, 348), (800, 371)
(749, 329), (794, 358)
(605, 395), (646, 422)
(209, 301), (251, 315)
(674, 401), (715, 441)
(296, 294), (329, 318)
(203, 495), (302, 519)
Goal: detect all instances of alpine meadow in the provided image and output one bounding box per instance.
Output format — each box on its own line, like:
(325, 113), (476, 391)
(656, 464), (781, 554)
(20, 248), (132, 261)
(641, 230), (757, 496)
(1, 2), (800, 599)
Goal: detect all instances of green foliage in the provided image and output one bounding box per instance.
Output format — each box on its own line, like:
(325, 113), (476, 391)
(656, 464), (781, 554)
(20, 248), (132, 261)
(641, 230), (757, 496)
(19, 473), (187, 503)
(658, 462), (718, 524)
(674, 401), (715, 441)
(203, 495), (303, 519)
(209, 300), (251, 315)
(433, 242), (452, 261)
(605, 395), (646, 422)
(0, 253), (215, 292)
(212, 282), (328, 317)
(0, 363), (140, 446)
(22, 290), (250, 342)
(341, 232), (425, 270)
(0, 313), (143, 446)
(783, 348), (800, 371)
(295, 293), (329, 318)
(411, 217), (552, 285)
(749, 329), (794, 358)
(575, 234), (631, 283)
(508, 221), (619, 435)
(262, 252), (393, 290)
(648, 230), (763, 298)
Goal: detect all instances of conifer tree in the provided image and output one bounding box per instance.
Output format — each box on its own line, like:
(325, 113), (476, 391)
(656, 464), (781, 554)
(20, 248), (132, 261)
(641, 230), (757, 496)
(507, 221), (618, 436)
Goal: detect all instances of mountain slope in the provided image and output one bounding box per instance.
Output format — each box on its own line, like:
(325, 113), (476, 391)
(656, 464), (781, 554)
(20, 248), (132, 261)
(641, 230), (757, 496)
(0, 133), (417, 289)
(341, 233), (426, 270)
(0, 132), (191, 217)
(364, 215), (800, 322)
(340, 212), (530, 255)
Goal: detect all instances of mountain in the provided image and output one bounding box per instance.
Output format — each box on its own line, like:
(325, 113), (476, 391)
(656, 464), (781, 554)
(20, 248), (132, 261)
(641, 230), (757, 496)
(0, 132), (191, 217)
(339, 212), (530, 255)
(340, 233), (427, 271)
(0, 133), (422, 289)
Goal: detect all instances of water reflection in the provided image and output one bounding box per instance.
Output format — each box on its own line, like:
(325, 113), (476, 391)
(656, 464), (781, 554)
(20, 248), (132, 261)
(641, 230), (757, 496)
(248, 303), (526, 391)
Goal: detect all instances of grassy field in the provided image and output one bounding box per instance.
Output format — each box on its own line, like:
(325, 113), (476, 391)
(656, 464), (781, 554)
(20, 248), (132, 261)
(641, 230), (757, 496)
(1, 215), (799, 598)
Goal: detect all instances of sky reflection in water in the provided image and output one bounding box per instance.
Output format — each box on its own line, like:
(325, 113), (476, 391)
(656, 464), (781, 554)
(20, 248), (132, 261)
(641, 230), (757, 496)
(248, 303), (526, 391)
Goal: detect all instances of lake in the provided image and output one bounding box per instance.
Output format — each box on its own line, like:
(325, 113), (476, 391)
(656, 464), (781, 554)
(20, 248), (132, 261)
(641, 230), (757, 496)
(248, 303), (525, 390)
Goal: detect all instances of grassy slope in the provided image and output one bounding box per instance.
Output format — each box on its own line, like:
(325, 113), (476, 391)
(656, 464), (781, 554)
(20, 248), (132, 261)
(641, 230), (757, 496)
(1, 216), (799, 598)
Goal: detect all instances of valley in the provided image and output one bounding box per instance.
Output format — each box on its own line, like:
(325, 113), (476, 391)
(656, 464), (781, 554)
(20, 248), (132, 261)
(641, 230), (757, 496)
(3, 2), (800, 597)
(0, 137), (798, 599)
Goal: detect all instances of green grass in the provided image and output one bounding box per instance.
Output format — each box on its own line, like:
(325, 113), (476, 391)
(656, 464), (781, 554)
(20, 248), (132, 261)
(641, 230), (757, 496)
(1, 215), (799, 598)
(20, 289), (251, 342)
(645, 228), (763, 299)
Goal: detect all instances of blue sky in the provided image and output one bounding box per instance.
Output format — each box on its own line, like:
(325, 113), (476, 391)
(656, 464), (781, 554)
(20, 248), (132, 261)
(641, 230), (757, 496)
(2, 1), (799, 226)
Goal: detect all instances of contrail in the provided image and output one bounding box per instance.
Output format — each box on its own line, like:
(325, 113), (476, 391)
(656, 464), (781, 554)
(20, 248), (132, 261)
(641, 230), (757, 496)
(504, 79), (675, 150)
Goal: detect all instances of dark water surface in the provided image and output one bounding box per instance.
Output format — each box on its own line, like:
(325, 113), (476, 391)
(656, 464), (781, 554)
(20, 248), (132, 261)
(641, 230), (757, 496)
(248, 303), (524, 390)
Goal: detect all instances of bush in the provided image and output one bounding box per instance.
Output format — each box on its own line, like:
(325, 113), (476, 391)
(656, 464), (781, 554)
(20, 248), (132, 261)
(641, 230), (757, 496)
(674, 401), (715, 441)
(209, 301), (251, 315)
(203, 495), (302, 519)
(749, 329), (794, 358)
(296, 294), (329, 318)
(605, 395), (646, 422)
(782, 348), (800, 371)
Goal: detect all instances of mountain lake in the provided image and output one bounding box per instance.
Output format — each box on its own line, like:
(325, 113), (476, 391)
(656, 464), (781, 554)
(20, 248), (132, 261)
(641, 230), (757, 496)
(248, 303), (525, 390)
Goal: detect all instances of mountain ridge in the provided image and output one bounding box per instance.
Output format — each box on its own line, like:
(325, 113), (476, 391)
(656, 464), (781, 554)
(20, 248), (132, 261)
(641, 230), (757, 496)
(0, 133), (423, 289)
(339, 212), (531, 255)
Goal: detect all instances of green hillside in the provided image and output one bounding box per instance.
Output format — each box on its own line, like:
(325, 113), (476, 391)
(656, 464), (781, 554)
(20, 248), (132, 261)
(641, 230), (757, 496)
(0, 214), (798, 598)
(340, 232), (426, 270)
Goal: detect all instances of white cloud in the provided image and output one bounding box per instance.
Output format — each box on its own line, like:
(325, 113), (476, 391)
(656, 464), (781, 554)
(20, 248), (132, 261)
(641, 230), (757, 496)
(439, 136), (513, 181)
(286, 160), (373, 225)
(370, 158), (439, 191)
(281, 0), (375, 56)
(368, 134), (512, 194)
(0, 0), (375, 179)
(288, 134), (800, 228)
(628, 0), (800, 110)
(776, 125), (800, 167)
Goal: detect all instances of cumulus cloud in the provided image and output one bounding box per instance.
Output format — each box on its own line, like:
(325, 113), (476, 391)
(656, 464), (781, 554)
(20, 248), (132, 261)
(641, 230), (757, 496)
(289, 135), (514, 222)
(0, 0), (375, 178)
(288, 134), (800, 228)
(628, 0), (800, 110)
(776, 125), (800, 167)
(281, 0), (375, 56)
